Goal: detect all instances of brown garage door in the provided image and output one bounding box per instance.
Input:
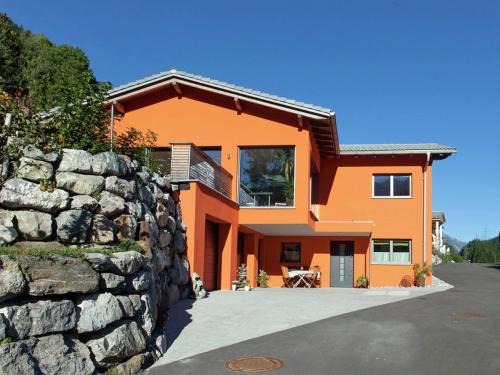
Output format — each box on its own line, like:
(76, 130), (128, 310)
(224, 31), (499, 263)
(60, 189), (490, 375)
(204, 220), (219, 291)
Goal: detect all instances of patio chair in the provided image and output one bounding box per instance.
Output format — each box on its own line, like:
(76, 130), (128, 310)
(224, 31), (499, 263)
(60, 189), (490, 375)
(303, 267), (319, 288)
(281, 265), (296, 288)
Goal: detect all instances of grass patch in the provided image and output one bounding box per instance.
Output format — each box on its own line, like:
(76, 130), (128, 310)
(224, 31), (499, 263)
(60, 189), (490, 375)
(0, 337), (12, 345)
(0, 246), (113, 259)
(0, 240), (144, 260)
(116, 239), (145, 253)
(103, 367), (119, 375)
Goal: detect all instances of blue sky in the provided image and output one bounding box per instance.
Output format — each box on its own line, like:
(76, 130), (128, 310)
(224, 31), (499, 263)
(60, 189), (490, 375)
(3, 1), (499, 242)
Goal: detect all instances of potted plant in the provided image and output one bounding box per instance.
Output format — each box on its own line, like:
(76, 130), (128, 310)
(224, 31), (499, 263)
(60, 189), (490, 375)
(413, 262), (432, 287)
(355, 274), (369, 288)
(244, 280), (251, 292)
(257, 269), (270, 288)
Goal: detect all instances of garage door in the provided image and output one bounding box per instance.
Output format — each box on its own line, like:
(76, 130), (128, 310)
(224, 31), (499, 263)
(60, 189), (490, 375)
(204, 220), (219, 291)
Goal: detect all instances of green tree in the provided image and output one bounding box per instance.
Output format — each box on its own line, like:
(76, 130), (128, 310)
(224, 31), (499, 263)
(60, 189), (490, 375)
(462, 237), (499, 263)
(0, 13), (101, 111)
(49, 73), (110, 154)
(0, 13), (24, 95)
(22, 36), (99, 110)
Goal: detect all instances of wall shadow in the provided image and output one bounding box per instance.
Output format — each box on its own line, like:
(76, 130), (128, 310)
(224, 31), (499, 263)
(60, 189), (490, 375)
(166, 298), (195, 348)
(483, 263), (500, 271)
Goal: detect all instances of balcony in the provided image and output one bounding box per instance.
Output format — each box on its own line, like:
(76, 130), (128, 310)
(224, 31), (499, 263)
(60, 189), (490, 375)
(170, 143), (232, 199)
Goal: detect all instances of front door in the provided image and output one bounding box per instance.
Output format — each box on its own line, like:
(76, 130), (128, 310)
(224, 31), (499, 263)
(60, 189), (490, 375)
(204, 220), (220, 291)
(330, 241), (354, 287)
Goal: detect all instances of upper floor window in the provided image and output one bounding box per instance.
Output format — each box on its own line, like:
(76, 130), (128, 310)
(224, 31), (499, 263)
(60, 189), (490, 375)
(372, 239), (411, 264)
(373, 174), (411, 198)
(200, 147), (221, 165)
(239, 146), (295, 207)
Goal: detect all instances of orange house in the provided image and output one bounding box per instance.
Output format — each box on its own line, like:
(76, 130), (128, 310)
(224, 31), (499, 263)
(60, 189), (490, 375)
(107, 69), (455, 289)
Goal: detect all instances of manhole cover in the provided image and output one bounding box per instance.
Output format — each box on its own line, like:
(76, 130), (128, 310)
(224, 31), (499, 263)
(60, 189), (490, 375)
(450, 312), (485, 319)
(225, 356), (283, 373)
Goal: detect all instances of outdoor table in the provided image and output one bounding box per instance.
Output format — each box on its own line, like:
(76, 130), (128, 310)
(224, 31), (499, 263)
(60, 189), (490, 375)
(288, 269), (321, 287)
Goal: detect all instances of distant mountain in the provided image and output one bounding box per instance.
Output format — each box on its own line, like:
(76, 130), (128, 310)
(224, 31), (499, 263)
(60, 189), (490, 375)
(443, 234), (466, 253)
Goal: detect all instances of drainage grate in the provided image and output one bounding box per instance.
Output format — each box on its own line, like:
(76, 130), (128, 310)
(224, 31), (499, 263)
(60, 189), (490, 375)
(450, 312), (485, 319)
(225, 356), (284, 373)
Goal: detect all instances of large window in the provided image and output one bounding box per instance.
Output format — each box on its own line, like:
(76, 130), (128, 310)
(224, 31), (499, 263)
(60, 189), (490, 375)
(373, 174), (411, 198)
(372, 239), (411, 264)
(200, 147), (221, 165)
(281, 242), (301, 263)
(239, 147), (295, 207)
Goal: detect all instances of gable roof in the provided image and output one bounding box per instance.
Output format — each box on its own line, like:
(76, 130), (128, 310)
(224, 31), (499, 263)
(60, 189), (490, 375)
(107, 69), (339, 157)
(108, 69), (333, 117)
(339, 143), (456, 159)
(432, 211), (446, 223)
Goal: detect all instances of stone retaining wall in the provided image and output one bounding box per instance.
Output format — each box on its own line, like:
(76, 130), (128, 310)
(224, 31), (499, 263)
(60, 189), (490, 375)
(0, 147), (191, 374)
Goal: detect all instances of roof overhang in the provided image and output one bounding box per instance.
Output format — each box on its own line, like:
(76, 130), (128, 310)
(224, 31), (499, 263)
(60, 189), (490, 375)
(339, 145), (457, 160)
(243, 223), (372, 237)
(432, 211), (446, 223)
(107, 70), (339, 157)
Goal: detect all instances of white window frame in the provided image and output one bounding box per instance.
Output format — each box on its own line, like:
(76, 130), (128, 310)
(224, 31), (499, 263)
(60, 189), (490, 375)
(371, 239), (412, 265)
(372, 174), (412, 198)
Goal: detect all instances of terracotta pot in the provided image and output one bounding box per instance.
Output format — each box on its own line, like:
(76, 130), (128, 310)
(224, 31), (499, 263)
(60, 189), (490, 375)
(415, 276), (425, 287)
(39, 184), (47, 192)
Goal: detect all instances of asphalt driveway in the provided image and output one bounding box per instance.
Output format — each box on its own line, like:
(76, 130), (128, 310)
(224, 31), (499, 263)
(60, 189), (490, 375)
(148, 263), (500, 375)
(153, 284), (449, 367)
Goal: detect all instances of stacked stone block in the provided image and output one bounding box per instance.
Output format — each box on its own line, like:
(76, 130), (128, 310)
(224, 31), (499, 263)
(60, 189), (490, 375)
(0, 147), (190, 374)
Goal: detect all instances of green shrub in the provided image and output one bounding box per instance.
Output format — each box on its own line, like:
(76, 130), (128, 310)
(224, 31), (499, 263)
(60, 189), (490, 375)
(440, 252), (464, 263)
(1, 90), (158, 172)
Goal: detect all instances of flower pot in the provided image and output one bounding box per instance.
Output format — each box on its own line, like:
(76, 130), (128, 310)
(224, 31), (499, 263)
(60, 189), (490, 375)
(47, 186), (54, 193)
(231, 283), (237, 291)
(244, 285), (251, 292)
(39, 184), (47, 192)
(415, 276), (425, 287)
(357, 280), (368, 288)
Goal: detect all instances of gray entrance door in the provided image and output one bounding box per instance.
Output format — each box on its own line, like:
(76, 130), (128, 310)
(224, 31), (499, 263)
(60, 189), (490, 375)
(330, 241), (354, 287)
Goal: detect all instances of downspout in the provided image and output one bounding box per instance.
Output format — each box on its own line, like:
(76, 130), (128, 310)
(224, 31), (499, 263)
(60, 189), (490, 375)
(423, 151), (431, 265)
(110, 101), (115, 151)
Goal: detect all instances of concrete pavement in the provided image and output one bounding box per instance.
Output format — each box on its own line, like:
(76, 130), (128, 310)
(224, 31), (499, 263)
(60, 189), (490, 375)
(148, 263), (500, 375)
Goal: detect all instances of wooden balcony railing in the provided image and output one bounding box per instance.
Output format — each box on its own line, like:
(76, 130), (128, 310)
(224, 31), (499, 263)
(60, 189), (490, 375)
(170, 143), (232, 199)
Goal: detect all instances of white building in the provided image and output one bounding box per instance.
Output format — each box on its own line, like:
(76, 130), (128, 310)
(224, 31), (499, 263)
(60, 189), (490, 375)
(432, 211), (450, 255)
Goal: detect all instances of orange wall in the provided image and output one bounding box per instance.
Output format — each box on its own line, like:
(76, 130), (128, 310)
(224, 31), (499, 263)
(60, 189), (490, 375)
(317, 155), (433, 286)
(118, 87), (435, 288)
(180, 182), (239, 289)
(118, 86), (313, 226)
